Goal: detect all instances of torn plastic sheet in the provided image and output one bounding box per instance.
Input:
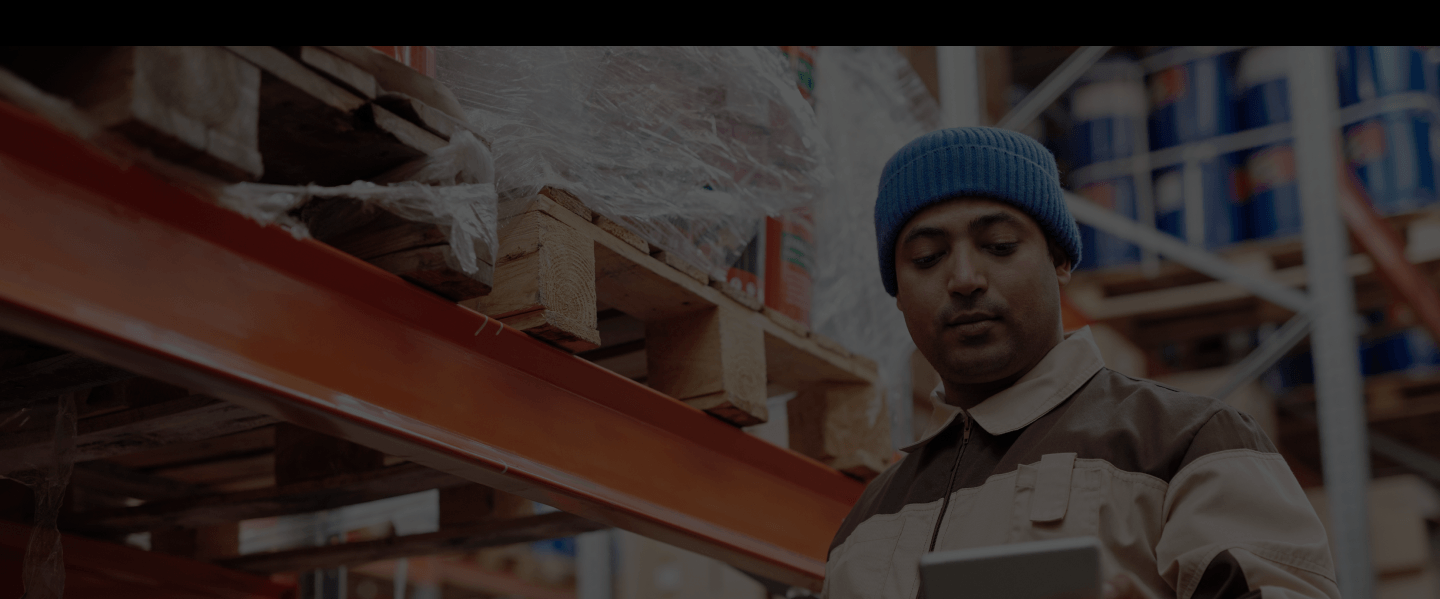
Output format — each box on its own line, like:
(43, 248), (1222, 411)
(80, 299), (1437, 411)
(218, 131), (499, 276)
(0, 392), (78, 599)
(434, 46), (831, 279)
(810, 47), (942, 452)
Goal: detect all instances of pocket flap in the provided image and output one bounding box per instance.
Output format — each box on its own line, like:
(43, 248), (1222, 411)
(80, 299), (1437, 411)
(1029, 452), (1077, 523)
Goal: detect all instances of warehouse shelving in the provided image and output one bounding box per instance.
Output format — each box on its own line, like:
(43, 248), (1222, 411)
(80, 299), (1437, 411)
(993, 45), (1440, 599)
(0, 46), (888, 599)
(5, 44), (1438, 599)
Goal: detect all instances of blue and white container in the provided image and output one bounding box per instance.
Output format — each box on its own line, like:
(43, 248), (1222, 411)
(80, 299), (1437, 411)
(1068, 60), (1146, 270)
(1336, 46), (1433, 107)
(1238, 46), (1291, 131)
(1067, 60), (1148, 169)
(1152, 154), (1246, 247)
(1242, 144), (1304, 239)
(1074, 177), (1141, 270)
(1362, 328), (1440, 376)
(1343, 110), (1439, 215)
(1237, 47), (1304, 241)
(1147, 48), (1242, 150)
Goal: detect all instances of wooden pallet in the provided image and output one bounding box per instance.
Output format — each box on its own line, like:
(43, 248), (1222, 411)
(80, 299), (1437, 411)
(0, 45), (892, 481)
(1067, 209), (1440, 357)
(1277, 368), (1440, 484)
(0, 45), (494, 303)
(0, 333), (601, 577)
(453, 191), (893, 479)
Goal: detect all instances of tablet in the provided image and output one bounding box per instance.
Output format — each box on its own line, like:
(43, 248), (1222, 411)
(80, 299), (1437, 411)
(918, 536), (1103, 599)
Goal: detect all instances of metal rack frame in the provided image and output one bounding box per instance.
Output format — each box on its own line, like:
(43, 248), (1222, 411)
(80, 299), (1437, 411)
(0, 99), (862, 593)
(935, 44), (1440, 599)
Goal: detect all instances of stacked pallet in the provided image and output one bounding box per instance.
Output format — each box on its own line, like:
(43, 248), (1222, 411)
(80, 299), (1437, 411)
(0, 45), (892, 482)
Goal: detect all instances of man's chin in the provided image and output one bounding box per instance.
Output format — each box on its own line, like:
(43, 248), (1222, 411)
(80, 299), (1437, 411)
(939, 348), (1017, 385)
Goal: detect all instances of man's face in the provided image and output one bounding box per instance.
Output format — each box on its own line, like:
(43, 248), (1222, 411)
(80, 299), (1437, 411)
(894, 198), (1072, 388)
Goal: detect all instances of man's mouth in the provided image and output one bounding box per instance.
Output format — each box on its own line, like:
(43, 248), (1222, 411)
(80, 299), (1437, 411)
(946, 312), (997, 327)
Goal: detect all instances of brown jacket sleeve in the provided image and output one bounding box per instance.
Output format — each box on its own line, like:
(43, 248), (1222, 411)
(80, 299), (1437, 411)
(1155, 411), (1341, 599)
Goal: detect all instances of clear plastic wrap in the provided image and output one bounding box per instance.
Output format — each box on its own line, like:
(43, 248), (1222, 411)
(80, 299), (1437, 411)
(810, 47), (943, 452)
(218, 131), (498, 275)
(434, 46), (831, 279)
(0, 392), (78, 599)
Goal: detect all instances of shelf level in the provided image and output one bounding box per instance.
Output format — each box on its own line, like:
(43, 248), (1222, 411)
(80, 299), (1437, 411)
(0, 99), (859, 591)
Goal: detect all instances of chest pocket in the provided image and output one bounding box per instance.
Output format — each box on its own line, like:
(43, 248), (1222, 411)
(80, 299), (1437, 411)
(1010, 452), (1100, 542)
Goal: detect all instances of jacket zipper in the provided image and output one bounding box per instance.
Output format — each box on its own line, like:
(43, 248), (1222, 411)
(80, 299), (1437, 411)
(926, 408), (972, 552)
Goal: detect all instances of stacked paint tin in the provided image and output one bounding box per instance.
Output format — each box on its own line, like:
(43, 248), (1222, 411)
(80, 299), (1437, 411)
(1147, 48), (1247, 249)
(1337, 46), (1439, 216)
(1067, 58), (1146, 270)
(1236, 46), (1304, 240)
(1268, 327), (1440, 391)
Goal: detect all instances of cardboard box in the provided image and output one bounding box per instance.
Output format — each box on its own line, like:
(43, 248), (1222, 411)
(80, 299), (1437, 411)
(1305, 475), (1440, 577)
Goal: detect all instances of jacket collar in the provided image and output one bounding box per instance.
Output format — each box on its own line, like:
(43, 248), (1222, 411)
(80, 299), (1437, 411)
(901, 326), (1106, 452)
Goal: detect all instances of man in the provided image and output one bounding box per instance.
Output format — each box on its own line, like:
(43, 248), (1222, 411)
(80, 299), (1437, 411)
(820, 127), (1339, 599)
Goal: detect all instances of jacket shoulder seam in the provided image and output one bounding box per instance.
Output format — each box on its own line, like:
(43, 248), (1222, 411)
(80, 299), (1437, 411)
(1172, 448), (1284, 485)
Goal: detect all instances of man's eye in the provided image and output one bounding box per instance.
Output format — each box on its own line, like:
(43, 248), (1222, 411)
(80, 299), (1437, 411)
(988, 243), (1018, 255)
(913, 253), (942, 268)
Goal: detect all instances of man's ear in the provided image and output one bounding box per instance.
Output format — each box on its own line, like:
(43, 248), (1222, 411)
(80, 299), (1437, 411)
(1047, 239), (1074, 285)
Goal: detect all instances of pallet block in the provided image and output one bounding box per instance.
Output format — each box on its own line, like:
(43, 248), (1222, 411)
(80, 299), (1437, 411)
(646, 305), (767, 426)
(788, 384), (892, 480)
(463, 204), (601, 352)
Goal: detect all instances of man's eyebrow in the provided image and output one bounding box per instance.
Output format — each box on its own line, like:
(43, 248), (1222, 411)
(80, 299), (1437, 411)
(969, 211), (1021, 234)
(901, 226), (948, 246)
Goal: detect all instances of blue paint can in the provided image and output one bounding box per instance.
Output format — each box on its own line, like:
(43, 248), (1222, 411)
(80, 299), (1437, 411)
(1067, 62), (1147, 169)
(1152, 153), (1246, 247)
(1238, 46), (1290, 130)
(1074, 177), (1140, 270)
(1336, 46), (1433, 107)
(1236, 47), (1304, 241)
(1343, 109), (1440, 215)
(1147, 48), (1242, 150)
(1067, 59), (1147, 271)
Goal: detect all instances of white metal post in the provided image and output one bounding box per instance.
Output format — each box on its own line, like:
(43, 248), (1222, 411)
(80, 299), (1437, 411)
(577, 529), (614, 599)
(1289, 45), (1374, 599)
(937, 46), (982, 128)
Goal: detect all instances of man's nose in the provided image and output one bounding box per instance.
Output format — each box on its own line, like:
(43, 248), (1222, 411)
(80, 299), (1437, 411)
(946, 247), (987, 297)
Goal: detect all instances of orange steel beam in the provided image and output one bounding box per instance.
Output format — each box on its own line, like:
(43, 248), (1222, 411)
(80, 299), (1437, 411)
(0, 100), (859, 591)
(1336, 159), (1440, 346)
(0, 521), (297, 599)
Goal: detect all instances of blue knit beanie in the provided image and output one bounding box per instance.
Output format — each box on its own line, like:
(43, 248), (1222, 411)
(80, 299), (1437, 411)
(875, 127), (1082, 297)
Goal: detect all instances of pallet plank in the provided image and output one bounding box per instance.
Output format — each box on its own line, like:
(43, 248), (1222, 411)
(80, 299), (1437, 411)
(67, 462), (468, 534)
(0, 353), (135, 411)
(69, 460), (206, 502)
(223, 45), (441, 187)
(217, 512), (605, 574)
(0, 395), (276, 473)
(297, 46), (377, 99)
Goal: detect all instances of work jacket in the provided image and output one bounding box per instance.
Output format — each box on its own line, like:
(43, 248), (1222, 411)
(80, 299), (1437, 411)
(820, 327), (1340, 599)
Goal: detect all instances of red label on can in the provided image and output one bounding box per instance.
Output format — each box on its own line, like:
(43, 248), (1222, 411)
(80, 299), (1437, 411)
(1346, 121), (1388, 165)
(1246, 145), (1296, 196)
(1080, 182), (1116, 209)
(1149, 67), (1187, 108)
